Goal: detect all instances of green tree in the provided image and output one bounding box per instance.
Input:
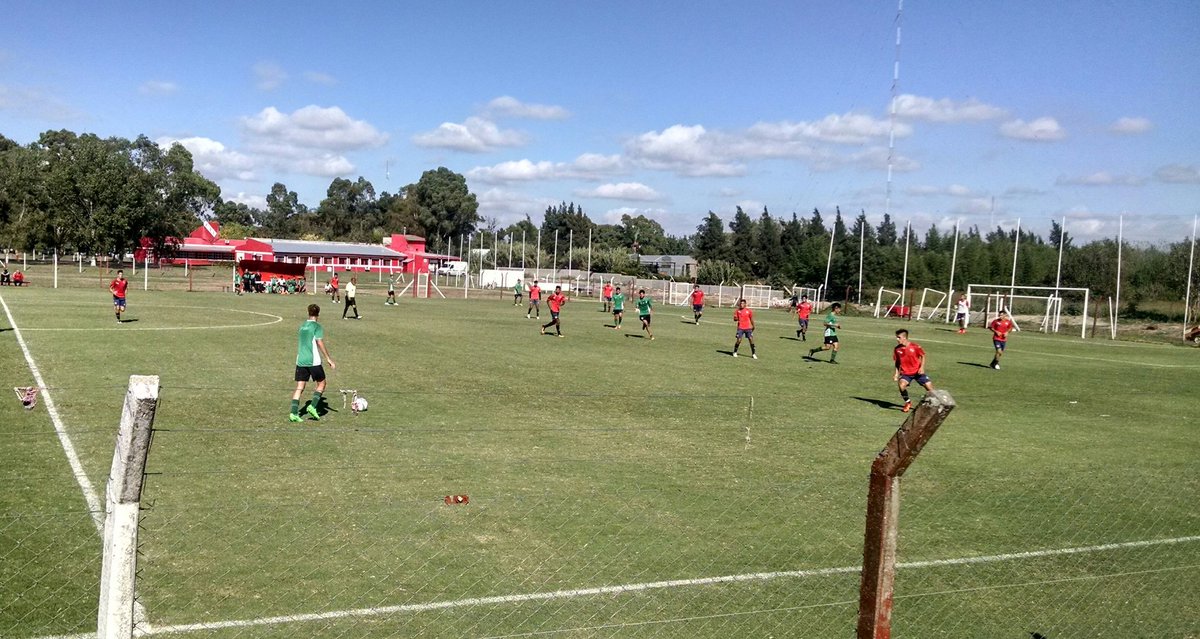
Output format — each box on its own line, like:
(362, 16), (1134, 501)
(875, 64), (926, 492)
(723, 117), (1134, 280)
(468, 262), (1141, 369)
(405, 167), (480, 241)
(693, 211), (728, 263)
(728, 207), (755, 274)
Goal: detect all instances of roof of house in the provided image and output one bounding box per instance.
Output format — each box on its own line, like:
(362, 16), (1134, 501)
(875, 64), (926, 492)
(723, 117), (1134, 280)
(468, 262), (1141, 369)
(256, 238), (406, 259)
(638, 254), (698, 265)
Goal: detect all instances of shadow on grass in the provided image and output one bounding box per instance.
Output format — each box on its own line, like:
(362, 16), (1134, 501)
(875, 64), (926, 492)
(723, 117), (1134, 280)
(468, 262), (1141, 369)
(117, 318), (139, 324)
(778, 335), (802, 341)
(715, 349), (734, 356)
(852, 396), (904, 410)
(957, 361), (993, 369)
(625, 333), (650, 339)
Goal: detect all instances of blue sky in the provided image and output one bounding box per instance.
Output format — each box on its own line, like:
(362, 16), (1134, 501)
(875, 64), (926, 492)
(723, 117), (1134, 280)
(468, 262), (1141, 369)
(2, 1), (1198, 243)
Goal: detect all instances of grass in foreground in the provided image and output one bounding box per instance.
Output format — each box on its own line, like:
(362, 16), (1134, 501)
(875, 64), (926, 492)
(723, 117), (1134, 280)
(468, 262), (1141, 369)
(0, 285), (1196, 638)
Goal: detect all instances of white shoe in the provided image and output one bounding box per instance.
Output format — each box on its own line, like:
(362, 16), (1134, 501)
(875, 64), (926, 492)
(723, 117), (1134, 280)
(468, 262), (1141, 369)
(732, 352), (738, 358)
(993, 363), (1000, 370)
(752, 354), (758, 360)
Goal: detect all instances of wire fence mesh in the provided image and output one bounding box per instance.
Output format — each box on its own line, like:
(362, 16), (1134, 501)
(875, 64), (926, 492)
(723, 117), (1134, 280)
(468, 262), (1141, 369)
(4, 389), (1197, 638)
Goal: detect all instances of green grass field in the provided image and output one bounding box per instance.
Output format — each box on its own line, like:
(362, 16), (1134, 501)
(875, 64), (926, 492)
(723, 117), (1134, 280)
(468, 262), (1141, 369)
(1, 279), (1197, 638)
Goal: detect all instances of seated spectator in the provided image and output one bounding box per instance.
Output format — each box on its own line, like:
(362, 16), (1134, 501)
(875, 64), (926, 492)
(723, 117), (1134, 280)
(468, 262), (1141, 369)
(12, 270), (25, 286)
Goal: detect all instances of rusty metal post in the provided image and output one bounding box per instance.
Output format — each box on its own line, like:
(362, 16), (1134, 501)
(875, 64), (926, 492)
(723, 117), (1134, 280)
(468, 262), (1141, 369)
(857, 389), (955, 639)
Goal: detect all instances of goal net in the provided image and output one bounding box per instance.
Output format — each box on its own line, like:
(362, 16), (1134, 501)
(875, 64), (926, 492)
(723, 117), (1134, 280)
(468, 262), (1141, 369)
(915, 288), (949, 321)
(739, 284), (773, 309)
(668, 281), (693, 306)
(965, 284), (1090, 338)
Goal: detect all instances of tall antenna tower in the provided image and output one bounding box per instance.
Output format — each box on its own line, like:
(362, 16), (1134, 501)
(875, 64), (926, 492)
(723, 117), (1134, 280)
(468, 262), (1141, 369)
(884, 0), (904, 220)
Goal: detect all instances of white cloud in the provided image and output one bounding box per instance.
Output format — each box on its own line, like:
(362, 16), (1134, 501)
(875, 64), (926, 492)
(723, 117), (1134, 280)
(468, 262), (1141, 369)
(906, 184), (975, 197)
(412, 116), (528, 152)
(0, 84), (83, 120)
(241, 105), (387, 152)
(475, 187), (557, 224)
(485, 96), (570, 120)
(138, 80), (178, 96)
(304, 71), (338, 86)
(226, 192), (268, 210)
(253, 61), (287, 91)
(894, 94), (1006, 122)
(158, 136), (257, 181)
(1154, 164), (1200, 184)
(999, 117), (1066, 141)
(1056, 172), (1145, 186)
(467, 154), (624, 184)
(1109, 117), (1152, 135)
(576, 182), (662, 201)
(625, 125), (744, 177)
(748, 112), (905, 145)
(600, 206), (670, 225)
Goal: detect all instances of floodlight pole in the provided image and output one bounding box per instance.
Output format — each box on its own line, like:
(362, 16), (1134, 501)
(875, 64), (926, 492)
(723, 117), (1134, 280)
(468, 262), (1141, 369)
(587, 228), (593, 290)
(1054, 216), (1066, 295)
(521, 228), (527, 273)
(1009, 217), (1021, 307)
(465, 233), (472, 298)
(858, 216), (866, 305)
(1185, 215), (1197, 338)
(552, 229), (559, 284)
(1114, 215), (1124, 339)
(945, 220), (960, 322)
(823, 223), (836, 305)
(536, 229), (542, 281)
(568, 229), (574, 281)
(900, 221), (911, 316)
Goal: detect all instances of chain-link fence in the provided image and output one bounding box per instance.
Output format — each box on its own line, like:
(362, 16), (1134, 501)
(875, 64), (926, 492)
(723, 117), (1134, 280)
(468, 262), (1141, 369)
(5, 388), (1197, 638)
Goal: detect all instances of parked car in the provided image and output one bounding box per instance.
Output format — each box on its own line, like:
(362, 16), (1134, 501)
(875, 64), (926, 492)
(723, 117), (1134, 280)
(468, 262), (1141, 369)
(436, 261), (469, 277)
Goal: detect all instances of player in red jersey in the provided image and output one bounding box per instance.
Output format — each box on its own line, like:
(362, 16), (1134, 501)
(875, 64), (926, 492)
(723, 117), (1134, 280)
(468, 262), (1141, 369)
(731, 298), (757, 359)
(109, 270), (129, 323)
(540, 285), (567, 337)
(989, 309), (1015, 370)
(893, 329), (934, 413)
(602, 281), (614, 312)
(526, 281), (542, 319)
(796, 295), (813, 340)
(328, 272), (340, 304)
(689, 284), (705, 324)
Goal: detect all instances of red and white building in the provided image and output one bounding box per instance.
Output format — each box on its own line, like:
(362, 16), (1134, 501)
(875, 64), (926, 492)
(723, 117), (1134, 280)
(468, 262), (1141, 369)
(137, 222), (456, 277)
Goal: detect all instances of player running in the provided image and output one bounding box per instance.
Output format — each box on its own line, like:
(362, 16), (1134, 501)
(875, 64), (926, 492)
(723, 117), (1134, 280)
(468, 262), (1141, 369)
(329, 272), (340, 304)
(109, 269), (128, 323)
(809, 302), (842, 364)
(989, 309), (1015, 369)
(635, 289), (654, 340)
(540, 285), (567, 337)
(731, 298), (757, 359)
(689, 284), (705, 324)
(893, 329), (934, 413)
(796, 295), (813, 340)
(526, 281), (542, 319)
(602, 281), (614, 312)
(611, 286), (625, 329)
(290, 304), (336, 423)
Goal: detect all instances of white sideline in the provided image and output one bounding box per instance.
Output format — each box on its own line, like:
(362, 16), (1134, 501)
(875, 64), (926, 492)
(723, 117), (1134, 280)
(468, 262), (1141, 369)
(59, 534), (1189, 637)
(0, 292), (104, 533)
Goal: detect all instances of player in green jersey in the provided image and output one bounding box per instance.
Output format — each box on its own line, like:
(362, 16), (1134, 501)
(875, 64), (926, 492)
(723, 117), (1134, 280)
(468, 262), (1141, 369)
(809, 302), (842, 364)
(290, 304), (336, 422)
(611, 286), (626, 329)
(635, 289), (654, 340)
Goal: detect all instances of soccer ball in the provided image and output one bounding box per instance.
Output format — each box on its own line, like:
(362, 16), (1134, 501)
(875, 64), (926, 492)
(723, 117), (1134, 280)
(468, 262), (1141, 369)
(351, 396), (368, 413)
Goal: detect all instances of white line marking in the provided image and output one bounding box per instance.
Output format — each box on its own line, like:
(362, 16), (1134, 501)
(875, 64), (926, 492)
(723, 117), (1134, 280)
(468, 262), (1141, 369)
(19, 306), (283, 332)
(0, 292), (104, 533)
(127, 535), (1199, 636)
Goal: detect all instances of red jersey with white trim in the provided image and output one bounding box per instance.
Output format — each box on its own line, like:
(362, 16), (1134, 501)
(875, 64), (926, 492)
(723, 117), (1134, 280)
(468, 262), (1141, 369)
(734, 307), (754, 330)
(529, 285), (541, 301)
(990, 317), (1014, 341)
(893, 342), (926, 376)
(110, 278), (128, 298)
(548, 293), (566, 312)
(690, 289), (705, 305)
(797, 301), (812, 319)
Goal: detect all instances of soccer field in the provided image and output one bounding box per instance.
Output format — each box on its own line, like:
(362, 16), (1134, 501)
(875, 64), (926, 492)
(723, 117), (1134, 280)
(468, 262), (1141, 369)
(1, 284), (1197, 638)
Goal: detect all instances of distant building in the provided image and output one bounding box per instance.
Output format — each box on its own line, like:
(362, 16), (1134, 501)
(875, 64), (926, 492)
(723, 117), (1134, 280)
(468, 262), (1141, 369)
(136, 223), (455, 276)
(638, 254), (698, 279)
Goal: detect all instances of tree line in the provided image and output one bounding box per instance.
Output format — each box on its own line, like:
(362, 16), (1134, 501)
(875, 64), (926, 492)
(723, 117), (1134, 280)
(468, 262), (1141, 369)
(1, 128), (1194, 312)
